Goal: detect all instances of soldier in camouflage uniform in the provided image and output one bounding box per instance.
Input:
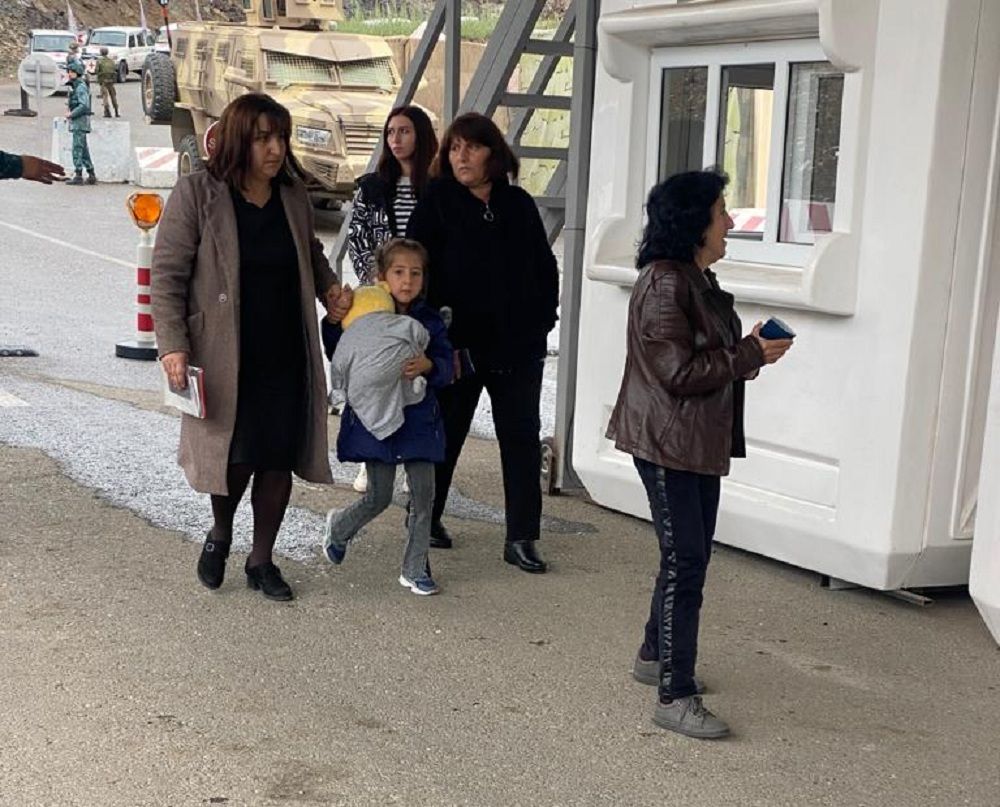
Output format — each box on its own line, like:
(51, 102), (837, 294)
(64, 62), (96, 186)
(95, 47), (120, 118)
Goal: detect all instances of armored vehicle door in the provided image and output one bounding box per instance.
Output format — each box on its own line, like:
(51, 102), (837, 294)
(205, 37), (233, 111)
(191, 37), (210, 111)
(226, 35), (250, 105)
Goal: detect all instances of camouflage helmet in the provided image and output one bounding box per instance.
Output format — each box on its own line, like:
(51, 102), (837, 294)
(66, 60), (85, 76)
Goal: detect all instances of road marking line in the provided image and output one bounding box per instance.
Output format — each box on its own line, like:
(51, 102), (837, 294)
(0, 220), (133, 268)
(0, 390), (29, 407)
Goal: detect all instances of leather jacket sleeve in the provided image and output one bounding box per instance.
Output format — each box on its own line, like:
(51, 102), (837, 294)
(642, 269), (764, 396)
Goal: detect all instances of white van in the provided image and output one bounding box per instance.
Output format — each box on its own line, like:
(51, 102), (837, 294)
(82, 26), (154, 82)
(27, 29), (77, 89)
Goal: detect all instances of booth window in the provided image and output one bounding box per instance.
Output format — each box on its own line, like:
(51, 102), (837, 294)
(653, 42), (844, 265)
(658, 67), (707, 179)
(717, 64), (775, 239)
(781, 62), (843, 244)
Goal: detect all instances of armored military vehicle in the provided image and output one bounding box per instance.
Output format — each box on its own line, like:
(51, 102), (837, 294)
(142, 0), (399, 203)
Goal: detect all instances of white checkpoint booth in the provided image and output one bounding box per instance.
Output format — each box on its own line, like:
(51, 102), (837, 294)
(573, 0), (1000, 642)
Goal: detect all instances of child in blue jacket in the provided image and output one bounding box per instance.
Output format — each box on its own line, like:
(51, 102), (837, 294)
(321, 238), (453, 595)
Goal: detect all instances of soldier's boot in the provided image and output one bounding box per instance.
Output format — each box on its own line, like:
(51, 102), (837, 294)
(104, 110), (111, 118)
(85, 172), (97, 185)
(66, 173), (84, 186)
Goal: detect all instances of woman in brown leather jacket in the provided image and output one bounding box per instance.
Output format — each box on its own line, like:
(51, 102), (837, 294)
(606, 170), (792, 739)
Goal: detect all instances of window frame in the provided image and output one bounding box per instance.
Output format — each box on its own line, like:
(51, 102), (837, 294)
(646, 39), (843, 267)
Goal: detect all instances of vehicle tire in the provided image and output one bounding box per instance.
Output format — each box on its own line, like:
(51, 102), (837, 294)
(142, 53), (176, 122)
(178, 133), (205, 176)
(116, 60), (128, 83)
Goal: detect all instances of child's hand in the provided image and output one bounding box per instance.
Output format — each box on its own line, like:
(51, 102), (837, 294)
(402, 354), (433, 379)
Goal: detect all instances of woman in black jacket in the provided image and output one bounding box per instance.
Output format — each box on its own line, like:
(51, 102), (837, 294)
(407, 112), (559, 573)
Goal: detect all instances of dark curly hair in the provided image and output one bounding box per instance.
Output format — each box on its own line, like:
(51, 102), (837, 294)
(637, 169), (729, 268)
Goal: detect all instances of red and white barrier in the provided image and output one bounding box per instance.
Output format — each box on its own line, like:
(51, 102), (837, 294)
(133, 146), (178, 189)
(729, 207), (767, 234)
(115, 230), (158, 360)
(729, 201), (837, 245)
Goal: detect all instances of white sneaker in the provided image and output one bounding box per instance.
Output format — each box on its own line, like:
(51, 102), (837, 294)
(398, 573), (440, 596)
(352, 465), (367, 493)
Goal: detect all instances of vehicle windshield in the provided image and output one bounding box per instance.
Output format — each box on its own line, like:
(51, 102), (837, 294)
(265, 52), (335, 86)
(32, 35), (76, 53)
(264, 51), (395, 90)
(89, 31), (128, 47)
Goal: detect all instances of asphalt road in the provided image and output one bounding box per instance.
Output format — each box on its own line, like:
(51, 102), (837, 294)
(1, 80), (1000, 807)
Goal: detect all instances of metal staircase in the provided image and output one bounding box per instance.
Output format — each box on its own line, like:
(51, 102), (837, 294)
(330, 0), (600, 493)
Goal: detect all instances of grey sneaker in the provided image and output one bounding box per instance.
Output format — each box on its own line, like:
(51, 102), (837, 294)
(323, 509), (348, 565)
(632, 652), (706, 694)
(653, 695), (730, 739)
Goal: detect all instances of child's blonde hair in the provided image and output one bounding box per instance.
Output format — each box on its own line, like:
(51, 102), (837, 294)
(375, 238), (429, 278)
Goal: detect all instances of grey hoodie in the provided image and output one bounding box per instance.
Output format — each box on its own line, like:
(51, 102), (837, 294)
(330, 311), (429, 440)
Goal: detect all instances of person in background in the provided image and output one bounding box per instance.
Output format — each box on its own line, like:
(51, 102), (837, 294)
(95, 47), (120, 118)
(152, 93), (349, 602)
(406, 112), (559, 571)
(606, 170), (792, 739)
(66, 41), (90, 87)
(343, 104), (438, 493)
(0, 151), (64, 183)
(321, 238), (453, 596)
(64, 61), (95, 186)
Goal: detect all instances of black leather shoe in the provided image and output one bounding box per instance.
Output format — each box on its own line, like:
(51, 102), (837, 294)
(245, 560), (294, 601)
(503, 540), (547, 574)
(430, 521), (453, 549)
(196, 531), (230, 590)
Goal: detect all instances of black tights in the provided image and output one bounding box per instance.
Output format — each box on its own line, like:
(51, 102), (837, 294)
(209, 464), (293, 569)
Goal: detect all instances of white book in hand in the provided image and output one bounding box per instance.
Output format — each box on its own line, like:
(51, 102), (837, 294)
(162, 365), (207, 419)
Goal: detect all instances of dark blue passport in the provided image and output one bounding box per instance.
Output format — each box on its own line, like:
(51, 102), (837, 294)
(760, 316), (796, 340)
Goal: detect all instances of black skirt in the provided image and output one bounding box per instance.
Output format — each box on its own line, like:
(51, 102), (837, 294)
(228, 185), (306, 470)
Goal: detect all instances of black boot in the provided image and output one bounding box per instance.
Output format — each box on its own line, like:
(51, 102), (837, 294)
(196, 531), (230, 590)
(503, 540), (547, 574)
(430, 520), (453, 549)
(85, 173), (97, 185)
(66, 173), (84, 186)
(245, 560), (294, 601)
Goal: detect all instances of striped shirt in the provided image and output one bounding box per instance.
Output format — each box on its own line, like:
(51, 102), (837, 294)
(392, 177), (417, 236)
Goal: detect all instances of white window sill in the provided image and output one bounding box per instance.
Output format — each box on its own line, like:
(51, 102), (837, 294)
(586, 220), (857, 315)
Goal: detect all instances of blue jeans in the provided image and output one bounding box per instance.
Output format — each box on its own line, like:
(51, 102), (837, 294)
(326, 461), (433, 580)
(634, 458), (720, 701)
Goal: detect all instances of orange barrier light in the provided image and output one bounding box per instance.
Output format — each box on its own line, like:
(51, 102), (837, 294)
(126, 192), (164, 231)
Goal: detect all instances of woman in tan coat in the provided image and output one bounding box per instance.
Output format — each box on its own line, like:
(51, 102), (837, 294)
(152, 93), (350, 601)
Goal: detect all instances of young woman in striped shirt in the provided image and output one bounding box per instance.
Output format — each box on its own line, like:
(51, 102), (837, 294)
(347, 105), (439, 285)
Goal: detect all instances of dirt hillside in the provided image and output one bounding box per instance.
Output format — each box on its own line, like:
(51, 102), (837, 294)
(0, 0), (245, 79)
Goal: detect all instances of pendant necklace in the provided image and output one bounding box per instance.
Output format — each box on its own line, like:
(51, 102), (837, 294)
(483, 201), (495, 222)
